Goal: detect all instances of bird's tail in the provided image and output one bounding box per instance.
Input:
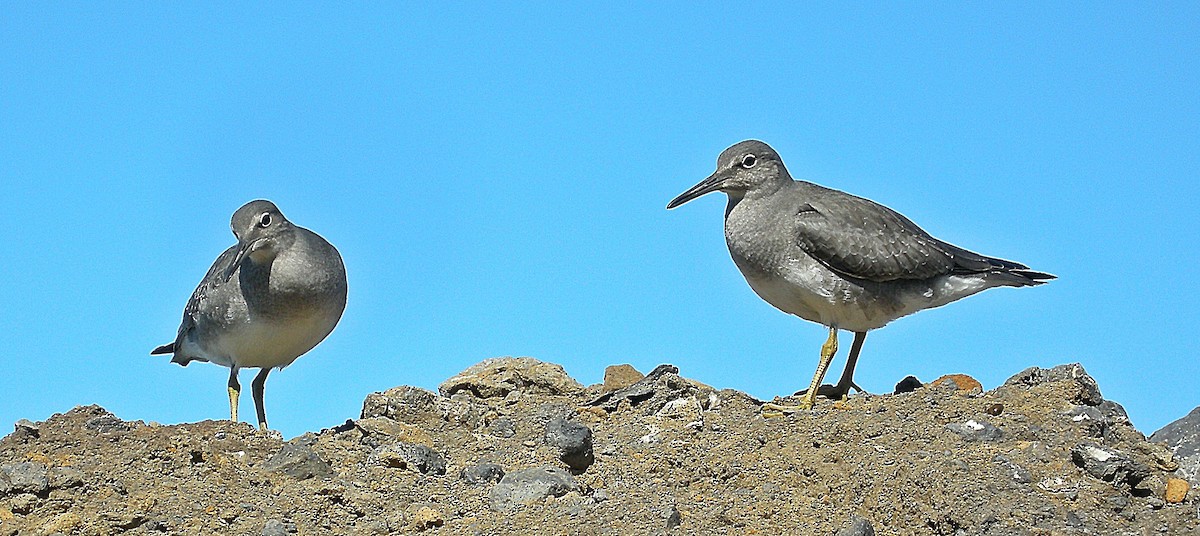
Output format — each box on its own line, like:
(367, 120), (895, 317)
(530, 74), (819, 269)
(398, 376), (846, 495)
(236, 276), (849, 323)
(150, 342), (175, 355)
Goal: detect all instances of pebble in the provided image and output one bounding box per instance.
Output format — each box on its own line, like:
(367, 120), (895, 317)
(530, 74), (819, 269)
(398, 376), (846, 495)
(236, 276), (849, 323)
(461, 463), (505, 486)
(489, 467), (579, 511)
(1070, 442), (1149, 489)
(262, 518), (298, 535)
(544, 417), (595, 471)
(263, 443), (333, 480)
(370, 443), (447, 475)
(835, 515), (875, 536)
(1165, 478), (1189, 503)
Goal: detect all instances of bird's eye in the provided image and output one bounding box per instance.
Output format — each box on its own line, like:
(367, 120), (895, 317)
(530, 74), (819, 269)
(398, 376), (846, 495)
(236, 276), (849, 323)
(258, 213), (272, 227)
(741, 154), (757, 168)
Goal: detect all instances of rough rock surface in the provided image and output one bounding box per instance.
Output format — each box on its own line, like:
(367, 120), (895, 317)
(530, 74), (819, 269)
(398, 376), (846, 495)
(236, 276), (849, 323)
(1152, 405), (1200, 486)
(1, 359), (1197, 535)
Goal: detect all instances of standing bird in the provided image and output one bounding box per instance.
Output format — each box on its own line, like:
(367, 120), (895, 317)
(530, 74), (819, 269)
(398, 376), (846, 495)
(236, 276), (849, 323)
(667, 140), (1053, 414)
(152, 200), (348, 430)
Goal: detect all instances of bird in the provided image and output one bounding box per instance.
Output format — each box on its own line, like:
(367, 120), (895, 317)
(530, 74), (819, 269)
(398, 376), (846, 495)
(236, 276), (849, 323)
(152, 200), (348, 430)
(667, 140), (1053, 414)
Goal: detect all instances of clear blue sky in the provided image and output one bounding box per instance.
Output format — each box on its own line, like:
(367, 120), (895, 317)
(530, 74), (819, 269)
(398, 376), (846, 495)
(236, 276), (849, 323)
(2, 5), (1197, 439)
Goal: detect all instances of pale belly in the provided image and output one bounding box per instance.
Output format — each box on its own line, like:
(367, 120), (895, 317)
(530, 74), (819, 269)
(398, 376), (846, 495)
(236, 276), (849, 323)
(184, 309), (340, 370)
(739, 257), (992, 333)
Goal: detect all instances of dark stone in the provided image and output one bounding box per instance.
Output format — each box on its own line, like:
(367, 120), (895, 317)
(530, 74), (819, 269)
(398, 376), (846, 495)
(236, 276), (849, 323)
(588, 364), (712, 415)
(461, 463), (505, 486)
(835, 515), (876, 536)
(544, 417), (595, 471)
(984, 403), (1004, 416)
(0, 462), (49, 495)
(893, 376), (923, 394)
(945, 419), (1003, 442)
(664, 505), (682, 530)
(48, 467), (84, 489)
(84, 413), (130, 434)
(262, 443), (333, 480)
(1070, 442), (1149, 489)
(1151, 405), (1200, 485)
(1065, 406), (1109, 438)
(370, 442), (447, 475)
(489, 467), (579, 511)
(1004, 363), (1103, 406)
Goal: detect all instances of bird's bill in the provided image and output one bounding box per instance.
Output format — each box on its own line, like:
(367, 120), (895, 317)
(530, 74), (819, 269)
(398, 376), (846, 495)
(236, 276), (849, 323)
(667, 170), (728, 209)
(223, 238), (266, 282)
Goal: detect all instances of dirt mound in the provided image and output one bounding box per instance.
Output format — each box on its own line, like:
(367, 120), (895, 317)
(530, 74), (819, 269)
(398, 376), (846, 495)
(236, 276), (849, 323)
(1, 358), (1196, 535)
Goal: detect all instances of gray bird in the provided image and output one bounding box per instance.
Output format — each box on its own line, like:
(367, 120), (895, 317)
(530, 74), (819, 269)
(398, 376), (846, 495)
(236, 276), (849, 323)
(152, 200), (348, 429)
(668, 140), (1053, 414)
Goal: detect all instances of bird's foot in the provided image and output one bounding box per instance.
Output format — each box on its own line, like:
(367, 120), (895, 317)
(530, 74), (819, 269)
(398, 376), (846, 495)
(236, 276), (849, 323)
(791, 382), (865, 400)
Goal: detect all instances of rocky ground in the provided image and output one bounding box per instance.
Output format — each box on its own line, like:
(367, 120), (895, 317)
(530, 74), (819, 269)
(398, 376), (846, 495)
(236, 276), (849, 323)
(1, 358), (1197, 535)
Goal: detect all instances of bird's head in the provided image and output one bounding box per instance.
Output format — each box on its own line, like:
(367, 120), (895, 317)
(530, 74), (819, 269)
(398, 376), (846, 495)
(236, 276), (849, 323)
(224, 199), (293, 281)
(667, 140), (788, 209)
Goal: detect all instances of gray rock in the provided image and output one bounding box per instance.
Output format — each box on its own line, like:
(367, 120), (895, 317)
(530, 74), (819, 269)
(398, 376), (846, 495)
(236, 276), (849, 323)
(48, 467), (84, 489)
(439, 357), (585, 399)
(360, 386), (441, 421)
(1150, 405), (1200, 485)
(664, 505), (682, 530)
(262, 518), (298, 535)
(0, 462), (49, 495)
(544, 417), (594, 471)
(1065, 406), (1110, 438)
(893, 376), (923, 394)
(490, 417), (516, 438)
(945, 419), (1004, 442)
(84, 413), (130, 434)
(461, 463), (505, 485)
(1070, 442), (1149, 489)
(262, 443), (333, 480)
(1004, 363), (1103, 406)
(370, 442), (447, 475)
(836, 515), (876, 536)
(588, 364), (714, 415)
(489, 467), (579, 511)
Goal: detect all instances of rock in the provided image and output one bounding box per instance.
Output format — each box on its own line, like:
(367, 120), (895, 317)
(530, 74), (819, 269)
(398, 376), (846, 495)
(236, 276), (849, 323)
(931, 373), (983, 394)
(83, 412), (130, 434)
(38, 513), (81, 534)
(946, 419), (1003, 442)
(1150, 405), (1200, 485)
(588, 364), (714, 415)
(1165, 478), (1188, 503)
(1005, 363), (1103, 406)
(1070, 443), (1149, 490)
(490, 417), (516, 438)
(489, 467), (579, 511)
(835, 515), (876, 536)
(461, 463), (505, 485)
(663, 505), (681, 530)
(262, 518), (298, 535)
(370, 443), (447, 475)
(893, 376), (923, 394)
(1065, 406), (1110, 438)
(262, 443), (333, 480)
(360, 386), (442, 422)
(0, 462), (49, 494)
(544, 417), (594, 471)
(410, 506), (443, 531)
(47, 467), (83, 489)
(439, 357), (585, 399)
(603, 364), (644, 392)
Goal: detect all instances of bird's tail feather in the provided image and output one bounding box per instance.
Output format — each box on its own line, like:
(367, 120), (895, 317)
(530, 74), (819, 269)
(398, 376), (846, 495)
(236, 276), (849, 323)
(150, 342), (175, 355)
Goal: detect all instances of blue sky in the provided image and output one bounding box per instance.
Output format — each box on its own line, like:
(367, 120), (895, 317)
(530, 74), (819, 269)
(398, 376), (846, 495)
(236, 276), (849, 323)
(2, 5), (1197, 439)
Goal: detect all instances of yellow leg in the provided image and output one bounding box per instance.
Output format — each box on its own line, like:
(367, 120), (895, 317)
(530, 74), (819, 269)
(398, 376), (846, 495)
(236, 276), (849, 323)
(763, 327), (839, 417)
(227, 368), (240, 423)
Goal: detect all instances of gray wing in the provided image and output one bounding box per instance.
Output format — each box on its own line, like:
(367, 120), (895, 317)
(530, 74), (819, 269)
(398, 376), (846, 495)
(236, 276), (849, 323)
(794, 188), (1009, 282)
(157, 244), (240, 355)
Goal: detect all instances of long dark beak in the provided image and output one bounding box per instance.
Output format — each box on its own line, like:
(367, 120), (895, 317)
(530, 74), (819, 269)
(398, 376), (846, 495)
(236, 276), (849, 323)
(223, 238), (262, 282)
(666, 170), (729, 209)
